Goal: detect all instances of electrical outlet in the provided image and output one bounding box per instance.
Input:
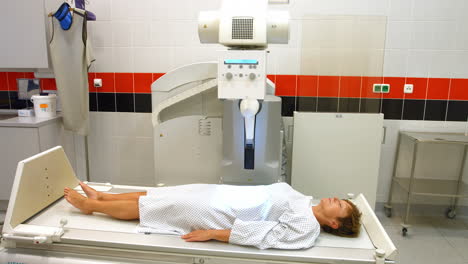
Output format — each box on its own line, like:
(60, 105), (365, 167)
(381, 84), (390, 93)
(404, 84), (413, 94)
(94, 78), (102, 88)
(373, 84), (382, 93)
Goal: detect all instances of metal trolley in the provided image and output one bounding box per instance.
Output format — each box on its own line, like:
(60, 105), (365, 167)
(384, 131), (468, 236)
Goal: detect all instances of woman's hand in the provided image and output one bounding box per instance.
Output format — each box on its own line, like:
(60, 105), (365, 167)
(182, 229), (231, 242)
(181, 230), (213, 242)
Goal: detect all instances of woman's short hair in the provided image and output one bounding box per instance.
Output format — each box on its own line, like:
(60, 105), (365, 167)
(322, 199), (362, 237)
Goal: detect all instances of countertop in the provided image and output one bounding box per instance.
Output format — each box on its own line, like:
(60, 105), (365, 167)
(0, 109), (62, 128)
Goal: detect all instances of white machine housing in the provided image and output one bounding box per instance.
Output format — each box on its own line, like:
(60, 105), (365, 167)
(218, 50), (266, 100)
(198, 0), (289, 47)
(196, 0), (289, 180)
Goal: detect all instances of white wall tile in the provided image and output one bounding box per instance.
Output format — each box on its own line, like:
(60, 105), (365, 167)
(115, 158), (138, 185)
(152, 0), (196, 21)
(133, 47), (156, 73)
(113, 113), (138, 137)
(135, 137), (154, 160)
(455, 18), (468, 51)
(151, 0), (170, 21)
(191, 47), (220, 63)
(387, 0), (413, 21)
(383, 49), (409, 77)
(92, 21), (113, 47)
(86, 0), (111, 21)
(412, 0), (456, 21)
(430, 21), (457, 50)
(276, 47), (301, 75)
(135, 159), (156, 186)
(287, 0), (314, 19)
(385, 21), (412, 49)
(173, 47), (196, 69)
(429, 51), (457, 78)
(151, 21), (175, 46)
(134, 113), (154, 138)
(117, 137), (138, 161)
(132, 21), (152, 47)
(93, 47), (114, 72)
(173, 21), (199, 47)
(451, 51), (468, 78)
(266, 47), (280, 75)
(152, 47), (175, 73)
(129, 0), (152, 21)
(112, 47), (133, 72)
(406, 50), (432, 77)
(112, 21), (132, 47)
(45, 0), (65, 13)
(111, 0), (132, 20)
(410, 21), (434, 50)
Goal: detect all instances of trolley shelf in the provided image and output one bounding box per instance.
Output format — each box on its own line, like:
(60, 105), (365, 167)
(393, 177), (468, 198)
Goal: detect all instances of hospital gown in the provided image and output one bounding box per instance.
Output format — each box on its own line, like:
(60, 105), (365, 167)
(138, 182), (320, 249)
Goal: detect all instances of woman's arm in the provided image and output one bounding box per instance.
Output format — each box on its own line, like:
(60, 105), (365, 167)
(182, 229), (231, 242)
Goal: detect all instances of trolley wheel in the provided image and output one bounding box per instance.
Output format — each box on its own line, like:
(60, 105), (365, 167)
(384, 206), (392, 218)
(402, 227), (408, 236)
(445, 208), (456, 219)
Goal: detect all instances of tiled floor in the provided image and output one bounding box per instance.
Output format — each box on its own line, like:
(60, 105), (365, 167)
(376, 211), (468, 264)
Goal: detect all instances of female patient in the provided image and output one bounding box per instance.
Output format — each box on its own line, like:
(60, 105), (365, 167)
(64, 182), (361, 250)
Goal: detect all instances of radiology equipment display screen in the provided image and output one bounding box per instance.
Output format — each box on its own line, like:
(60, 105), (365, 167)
(224, 59), (259, 65)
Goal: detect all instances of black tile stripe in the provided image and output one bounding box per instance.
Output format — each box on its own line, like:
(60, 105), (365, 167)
(135, 93), (152, 113)
(425, 100), (448, 121)
(447, 100), (468, 122)
(403, 99), (425, 120)
(7, 90), (463, 122)
(360, 98), (381, 113)
(280, 96), (295, 117)
(317, 97), (338, 112)
(296, 97), (317, 112)
(338, 98), (360, 113)
(89, 92), (97, 111)
(97, 93), (116, 112)
(9, 91), (28, 109)
(116, 93), (135, 113)
(0, 91), (10, 109)
(382, 99), (403, 120)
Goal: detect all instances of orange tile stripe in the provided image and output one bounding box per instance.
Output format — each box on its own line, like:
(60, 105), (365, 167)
(0, 72), (467, 100)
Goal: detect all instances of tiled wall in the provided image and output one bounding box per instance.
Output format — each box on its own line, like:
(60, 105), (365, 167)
(1, 73), (467, 122)
(1, 0), (468, 204)
(1, 0), (467, 122)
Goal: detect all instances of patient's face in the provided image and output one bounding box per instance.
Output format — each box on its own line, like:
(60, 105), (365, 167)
(319, 197), (350, 219)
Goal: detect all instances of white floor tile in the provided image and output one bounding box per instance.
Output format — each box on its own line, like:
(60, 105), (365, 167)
(390, 237), (466, 264)
(431, 218), (468, 238)
(382, 215), (442, 239)
(446, 237), (468, 262)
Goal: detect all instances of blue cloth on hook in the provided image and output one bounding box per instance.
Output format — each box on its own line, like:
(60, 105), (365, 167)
(54, 2), (73, 30)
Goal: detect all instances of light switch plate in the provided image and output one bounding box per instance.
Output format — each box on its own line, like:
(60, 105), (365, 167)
(94, 79), (102, 88)
(404, 84), (413, 94)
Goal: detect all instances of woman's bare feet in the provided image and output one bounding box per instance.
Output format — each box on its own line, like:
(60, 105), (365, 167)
(79, 182), (101, 200)
(64, 187), (93, 215)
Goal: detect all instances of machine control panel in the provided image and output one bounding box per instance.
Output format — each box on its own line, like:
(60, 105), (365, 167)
(218, 50), (266, 100)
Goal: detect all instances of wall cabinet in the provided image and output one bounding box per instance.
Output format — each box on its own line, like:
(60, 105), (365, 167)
(0, 0), (49, 68)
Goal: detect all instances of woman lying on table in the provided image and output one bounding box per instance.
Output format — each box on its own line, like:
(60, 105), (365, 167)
(64, 182), (361, 250)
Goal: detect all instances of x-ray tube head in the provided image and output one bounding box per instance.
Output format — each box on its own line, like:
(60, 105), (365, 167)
(198, 0), (289, 47)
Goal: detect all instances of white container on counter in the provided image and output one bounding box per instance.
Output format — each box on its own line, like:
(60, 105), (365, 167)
(31, 94), (57, 118)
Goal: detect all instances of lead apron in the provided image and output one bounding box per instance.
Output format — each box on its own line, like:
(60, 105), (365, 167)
(49, 8), (94, 136)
